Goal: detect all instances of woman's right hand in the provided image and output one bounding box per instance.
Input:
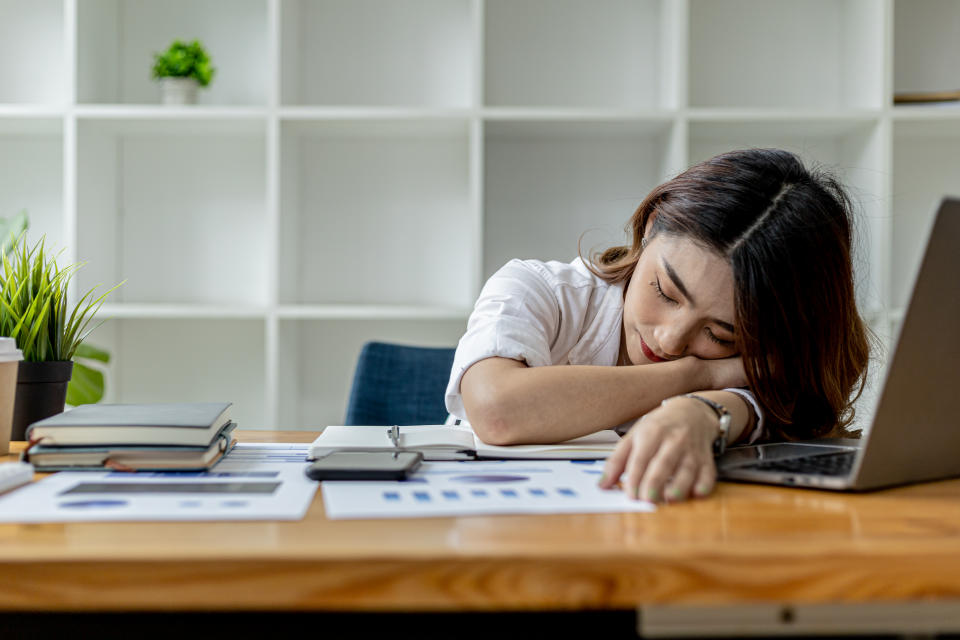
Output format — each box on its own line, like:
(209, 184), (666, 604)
(599, 395), (721, 503)
(695, 355), (747, 389)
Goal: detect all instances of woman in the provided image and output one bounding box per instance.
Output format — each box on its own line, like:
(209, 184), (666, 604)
(444, 148), (871, 503)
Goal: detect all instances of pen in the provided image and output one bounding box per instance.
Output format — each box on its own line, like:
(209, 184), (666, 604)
(387, 425), (400, 449)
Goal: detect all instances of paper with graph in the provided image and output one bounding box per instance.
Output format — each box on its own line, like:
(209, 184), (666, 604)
(320, 459), (655, 519)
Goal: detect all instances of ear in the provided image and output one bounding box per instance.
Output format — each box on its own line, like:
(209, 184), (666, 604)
(642, 212), (657, 241)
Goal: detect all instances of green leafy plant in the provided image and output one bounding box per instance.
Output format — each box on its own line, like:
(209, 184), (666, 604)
(66, 342), (110, 406)
(0, 231), (123, 404)
(151, 39), (215, 87)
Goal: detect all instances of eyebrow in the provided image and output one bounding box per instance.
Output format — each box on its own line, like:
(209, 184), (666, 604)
(661, 258), (736, 334)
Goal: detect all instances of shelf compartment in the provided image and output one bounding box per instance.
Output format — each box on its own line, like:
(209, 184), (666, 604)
(687, 109), (883, 122)
(0, 0), (64, 105)
(891, 119), (960, 309)
(83, 318), (267, 428)
(277, 318), (467, 429)
(893, 0), (960, 101)
(99, 303), (268, 319)
(851, 314), (897, 435)
(483, 108), (677, 122)
(892, 106), (960, 120)
(278, 119), (474, 307)
(0, 107), (64, 122)
(275, 304), (470, 320)
(483, 119), (680, 280)
(689, 0), (884, 109)
(484, 0), (669, 109)
(77, 0), (268, 106)
(75, 106), (268, 128)
(280, 0), (474, 108)
(280, 107), (475, 120)
(0, 121), (64, 249)
(688, 118), (886, 313)
(76, 119), (269, 305)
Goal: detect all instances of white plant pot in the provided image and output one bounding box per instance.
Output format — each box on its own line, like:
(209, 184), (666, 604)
(160, 77), (199, 105)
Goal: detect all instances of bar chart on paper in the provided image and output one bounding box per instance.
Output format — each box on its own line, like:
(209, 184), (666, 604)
(320, 460), (656, 519)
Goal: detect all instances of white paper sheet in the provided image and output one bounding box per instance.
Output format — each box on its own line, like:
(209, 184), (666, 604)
(0, 443), (318, 523)
(321, 459), (656, 519)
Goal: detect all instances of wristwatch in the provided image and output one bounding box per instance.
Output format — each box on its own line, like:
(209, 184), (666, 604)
(682, 394), (732, 457)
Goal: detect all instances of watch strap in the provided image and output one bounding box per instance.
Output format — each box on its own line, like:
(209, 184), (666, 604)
(681, 394), (731, 457)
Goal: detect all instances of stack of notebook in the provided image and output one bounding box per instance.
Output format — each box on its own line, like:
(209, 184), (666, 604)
(23, 402), (235, 472)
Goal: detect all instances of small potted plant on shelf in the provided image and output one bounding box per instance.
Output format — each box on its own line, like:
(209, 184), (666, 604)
(0, 229), (123, 441)
(151, 39), (216, 105)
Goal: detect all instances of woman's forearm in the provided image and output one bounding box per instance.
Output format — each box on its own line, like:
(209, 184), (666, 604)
(461, 357), (714, 445)
(679, 389), (755, 446)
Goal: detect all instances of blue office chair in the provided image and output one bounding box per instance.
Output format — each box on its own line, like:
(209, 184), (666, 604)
(344, 341), (457, 425)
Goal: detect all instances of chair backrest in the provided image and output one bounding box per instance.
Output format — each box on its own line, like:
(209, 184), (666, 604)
(344, 341), (456, 426)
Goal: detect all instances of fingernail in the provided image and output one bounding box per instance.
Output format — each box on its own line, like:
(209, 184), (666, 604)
(668, 487), (682, 500)
(648, 488), (659, 501)
(598, 473), (607, 485)
(631, 485), (639, 500)
(694, 484), (709, 496)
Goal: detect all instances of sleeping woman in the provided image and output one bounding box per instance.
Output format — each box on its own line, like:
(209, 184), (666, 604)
(444, 148), (871, 503)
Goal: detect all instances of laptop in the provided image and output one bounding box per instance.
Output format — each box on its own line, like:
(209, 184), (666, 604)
(718, 197), (960, 491)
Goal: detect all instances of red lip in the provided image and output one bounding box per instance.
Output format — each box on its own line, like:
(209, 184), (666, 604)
(640, 337), (666, 363)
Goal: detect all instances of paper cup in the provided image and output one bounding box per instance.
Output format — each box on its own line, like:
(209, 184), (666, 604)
(0, 338), (23, 455)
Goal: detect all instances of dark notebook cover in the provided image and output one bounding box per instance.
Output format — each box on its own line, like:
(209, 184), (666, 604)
(26, 422), (238, 471)
(26, 402), (233, 446)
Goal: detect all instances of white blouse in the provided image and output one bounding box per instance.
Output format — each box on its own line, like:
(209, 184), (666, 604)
(445, 257), (764, 442)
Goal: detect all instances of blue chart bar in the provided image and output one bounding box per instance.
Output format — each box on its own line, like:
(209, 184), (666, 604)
(414, 491), (431, 502)
(500, 489), (518, 498)
(529, 488), (547, 497)
(471, 489), (488, 497)
(557, 488), (577, 497)
(442, 491), (460, 500)
(383, 492), (401, 501)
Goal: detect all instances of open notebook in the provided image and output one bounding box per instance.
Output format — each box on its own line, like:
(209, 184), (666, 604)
(309, 424), (621, 461)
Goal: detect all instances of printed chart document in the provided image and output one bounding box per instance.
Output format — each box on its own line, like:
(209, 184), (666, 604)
(0, 443), (317, 523)
(321, 459), (656, 519)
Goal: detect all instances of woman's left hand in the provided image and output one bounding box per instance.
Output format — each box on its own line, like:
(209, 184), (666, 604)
(598, 396), (720, 503)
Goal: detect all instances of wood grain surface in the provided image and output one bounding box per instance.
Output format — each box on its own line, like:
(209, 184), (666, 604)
(3, 431), (960, 611)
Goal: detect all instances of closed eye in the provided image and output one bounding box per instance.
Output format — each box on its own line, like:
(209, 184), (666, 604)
(706, 328), (735, 346)
(651, 278), (677, 305)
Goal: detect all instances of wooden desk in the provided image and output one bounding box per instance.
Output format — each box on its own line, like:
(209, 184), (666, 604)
(3, 430), (960, 614)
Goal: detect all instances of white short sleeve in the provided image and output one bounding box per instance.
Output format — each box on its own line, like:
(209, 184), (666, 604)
(723, 387), (765, 443)
(445, 260), (560, 419)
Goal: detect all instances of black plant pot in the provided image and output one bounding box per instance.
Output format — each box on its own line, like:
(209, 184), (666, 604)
(11, 360), (73, 442)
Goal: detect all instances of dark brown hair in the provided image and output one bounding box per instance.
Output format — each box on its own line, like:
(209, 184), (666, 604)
(588, 149), (871, 439)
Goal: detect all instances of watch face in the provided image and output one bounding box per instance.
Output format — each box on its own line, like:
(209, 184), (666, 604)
(718, 413), (732, 435)
(714, 415), (731, 457)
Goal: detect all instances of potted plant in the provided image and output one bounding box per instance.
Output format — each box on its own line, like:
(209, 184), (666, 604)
(1, 212), (114, 411)
(151, 39), (216, 105)
(0, 232), (122, 440)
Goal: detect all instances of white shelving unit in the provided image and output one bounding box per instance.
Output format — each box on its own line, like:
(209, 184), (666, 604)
(2, 0), (958, 430)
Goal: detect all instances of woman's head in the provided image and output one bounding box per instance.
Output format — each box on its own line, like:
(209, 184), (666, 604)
(591, 148), (871, 438)
(620, 233), (738, 365)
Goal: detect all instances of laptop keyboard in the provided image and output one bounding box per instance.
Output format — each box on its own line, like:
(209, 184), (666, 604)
(748, 450), (856, 476)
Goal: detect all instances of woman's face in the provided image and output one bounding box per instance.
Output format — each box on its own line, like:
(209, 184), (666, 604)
(621, 233), (738, 365)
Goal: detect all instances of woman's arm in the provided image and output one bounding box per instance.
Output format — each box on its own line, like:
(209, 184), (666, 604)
(598, 389), (755, 502)
(460, 355), (747, 445)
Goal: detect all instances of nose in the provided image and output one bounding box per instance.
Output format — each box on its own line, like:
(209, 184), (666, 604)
(654, 322), (693, 358)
